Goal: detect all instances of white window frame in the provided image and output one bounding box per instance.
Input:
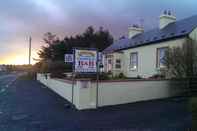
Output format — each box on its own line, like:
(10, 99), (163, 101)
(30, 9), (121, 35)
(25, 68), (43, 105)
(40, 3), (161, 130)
(115, 59), (121, 69)
(107, 58), (113, 72)
(156, 47), (168, 68)
(130, 52), (138, 70)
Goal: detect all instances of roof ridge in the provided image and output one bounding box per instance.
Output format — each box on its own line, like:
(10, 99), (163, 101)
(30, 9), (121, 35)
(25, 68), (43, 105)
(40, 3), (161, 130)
(142, 14), (197, 34)
(103, 14), (197, 53)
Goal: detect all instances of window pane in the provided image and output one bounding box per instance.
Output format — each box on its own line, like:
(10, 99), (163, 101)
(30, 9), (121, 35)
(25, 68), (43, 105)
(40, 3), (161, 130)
(157, 47), (168, 68)
(116, 59), (121, 64)
(115, 59), (121, 69)
(108, 59), (112, 64)
(130, 52), (138, 69)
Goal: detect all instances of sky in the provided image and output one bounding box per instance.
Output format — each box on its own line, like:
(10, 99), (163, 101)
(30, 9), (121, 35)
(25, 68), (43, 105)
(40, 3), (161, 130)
(0, 0), (197, 65)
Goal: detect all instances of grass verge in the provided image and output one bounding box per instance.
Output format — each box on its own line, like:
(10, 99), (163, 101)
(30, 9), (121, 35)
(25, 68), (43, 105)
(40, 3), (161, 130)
(18, 73), (36, 80)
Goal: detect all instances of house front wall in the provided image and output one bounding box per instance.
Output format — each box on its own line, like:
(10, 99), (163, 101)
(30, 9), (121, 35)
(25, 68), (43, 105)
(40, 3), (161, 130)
(104, 52), (124, 76)
(189, 27), (197, 41)
(123, 37), (187, 78)
(104, 27), (197, 78)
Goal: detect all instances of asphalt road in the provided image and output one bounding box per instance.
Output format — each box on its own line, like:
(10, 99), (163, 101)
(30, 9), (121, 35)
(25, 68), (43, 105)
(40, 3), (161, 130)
(0, 73), (192, 131)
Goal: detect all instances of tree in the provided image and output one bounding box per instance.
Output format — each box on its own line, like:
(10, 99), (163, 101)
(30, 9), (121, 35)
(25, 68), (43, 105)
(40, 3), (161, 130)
(36, 26), (114, 73)
(43, 32), (58, 45)
(163, 38), (197, 78)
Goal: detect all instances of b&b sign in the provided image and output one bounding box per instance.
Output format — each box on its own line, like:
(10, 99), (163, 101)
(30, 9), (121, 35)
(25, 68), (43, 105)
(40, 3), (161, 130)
(65, 54), (73, 63)
(74, 49), (97, 73)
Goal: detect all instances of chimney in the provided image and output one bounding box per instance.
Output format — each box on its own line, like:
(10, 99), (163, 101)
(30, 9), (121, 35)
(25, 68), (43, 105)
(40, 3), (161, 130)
(159, 10), (176, 29)
(128, 24), (144, 39)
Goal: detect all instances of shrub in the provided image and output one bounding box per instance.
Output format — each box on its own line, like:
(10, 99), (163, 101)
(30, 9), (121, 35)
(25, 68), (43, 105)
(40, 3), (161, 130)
(35, 61), (72, 74)
(99, 72), (110, 80)
(49, 61), (72, 78)
(18, 72), (36, 80)
(74, 72), (111, 80)
(149, 74), (165, 79)
(50, 72), (67, 78)
(49, 61), (72, 73)
(118, 73), (126, 79)
(137, 75), (142, 79)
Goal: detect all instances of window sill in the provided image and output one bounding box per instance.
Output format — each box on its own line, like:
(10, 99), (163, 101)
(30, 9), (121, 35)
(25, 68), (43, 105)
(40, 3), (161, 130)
(129, 68), (138, 71)
(114, 68), (122, 71)
(156, 67), (166, 70)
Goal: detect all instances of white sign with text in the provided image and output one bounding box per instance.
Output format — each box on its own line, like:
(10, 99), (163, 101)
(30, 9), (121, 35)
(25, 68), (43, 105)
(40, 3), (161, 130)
(74, 49), (97, 73)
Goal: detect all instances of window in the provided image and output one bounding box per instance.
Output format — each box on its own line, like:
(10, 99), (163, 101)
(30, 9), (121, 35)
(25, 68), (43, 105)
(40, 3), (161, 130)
(130, 52), (138, 70)
(108, 59), (112, 64)
(156, 47), (168, 68)
(107, 59), (112, 71)
(115, 59), (121, 69)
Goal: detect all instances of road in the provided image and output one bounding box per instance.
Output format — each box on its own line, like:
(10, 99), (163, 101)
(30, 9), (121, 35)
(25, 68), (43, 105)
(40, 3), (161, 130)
(0, 73), (19, 93)
(0, 73), (192, 131)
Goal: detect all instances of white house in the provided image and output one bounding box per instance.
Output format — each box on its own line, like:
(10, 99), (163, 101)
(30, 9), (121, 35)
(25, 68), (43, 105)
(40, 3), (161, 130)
(103, 11), (197, 78)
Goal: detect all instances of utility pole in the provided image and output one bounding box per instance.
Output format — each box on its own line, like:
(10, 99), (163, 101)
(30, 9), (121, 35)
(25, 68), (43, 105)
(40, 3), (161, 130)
(29, 36), (32, 65)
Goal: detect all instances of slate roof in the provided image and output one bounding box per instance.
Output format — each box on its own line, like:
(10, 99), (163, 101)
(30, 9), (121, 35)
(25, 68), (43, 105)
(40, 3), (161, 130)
(103, 15), (197, 53)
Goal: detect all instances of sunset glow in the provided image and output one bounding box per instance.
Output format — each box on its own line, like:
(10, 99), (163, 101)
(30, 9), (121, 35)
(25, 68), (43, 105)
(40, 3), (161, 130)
(0, 0), (197, 65)
(0, 51), (38, 65)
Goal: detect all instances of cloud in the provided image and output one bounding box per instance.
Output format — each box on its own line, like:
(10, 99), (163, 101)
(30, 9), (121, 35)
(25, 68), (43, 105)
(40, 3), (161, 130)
(0, 0), (197, 64)
(29, 0), (66, 21)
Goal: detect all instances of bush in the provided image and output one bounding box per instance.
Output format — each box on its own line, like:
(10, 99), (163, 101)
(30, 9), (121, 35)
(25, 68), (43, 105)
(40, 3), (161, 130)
(50, 72), (67, 78)
(49, 61), (72, 73)
(18, 72), (36, 80)
(35, 61), (72, 74)
(137, 75), (142, 79)
(149, 74), (165, 79)
(99, 72), (110, 80)
(118, 73), (126, 79)
(74, 72), (110, 80)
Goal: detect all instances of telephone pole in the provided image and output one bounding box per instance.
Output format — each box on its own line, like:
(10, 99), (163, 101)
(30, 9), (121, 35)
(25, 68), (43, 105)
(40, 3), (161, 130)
(29, 36), (32, 65)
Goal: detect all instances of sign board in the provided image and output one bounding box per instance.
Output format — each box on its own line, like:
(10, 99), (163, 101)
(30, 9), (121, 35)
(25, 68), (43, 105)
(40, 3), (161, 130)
(65, 54), (73, 63)
(74, 49), (97, 73)
(98, 52), (102, 62)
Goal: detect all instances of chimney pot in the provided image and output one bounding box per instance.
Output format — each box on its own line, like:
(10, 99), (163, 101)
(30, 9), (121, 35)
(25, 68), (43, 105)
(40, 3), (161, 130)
(128, 25), (144, 39)
(159, 10), (176, 29)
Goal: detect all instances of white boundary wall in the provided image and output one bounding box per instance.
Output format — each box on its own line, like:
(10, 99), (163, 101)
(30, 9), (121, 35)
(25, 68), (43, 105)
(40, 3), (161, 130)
(96, 80), (187, 107)
(37, 74), (187, 110)
(37, 74), (96, 110)
(37, 74), (73, 102)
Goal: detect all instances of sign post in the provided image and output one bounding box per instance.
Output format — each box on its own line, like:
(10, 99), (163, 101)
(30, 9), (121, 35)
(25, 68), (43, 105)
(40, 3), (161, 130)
(72, 48), (99, 107)
(96, 54), (99, 108)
